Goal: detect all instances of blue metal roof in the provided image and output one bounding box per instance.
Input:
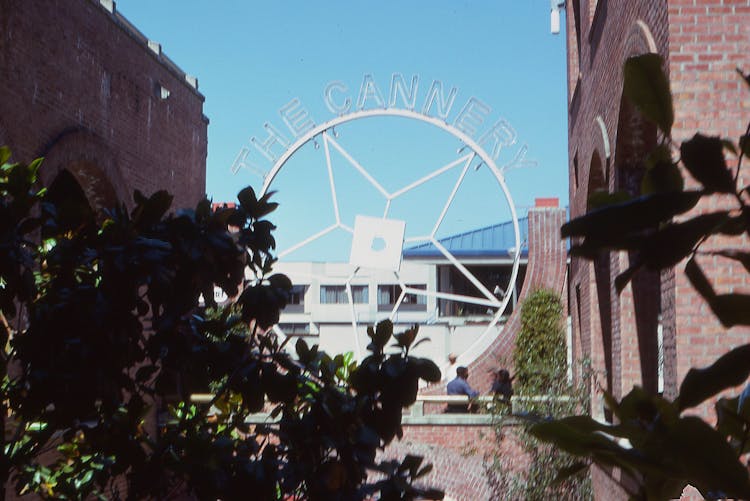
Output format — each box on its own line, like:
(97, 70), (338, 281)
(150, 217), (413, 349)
(403, 217), (529, 259)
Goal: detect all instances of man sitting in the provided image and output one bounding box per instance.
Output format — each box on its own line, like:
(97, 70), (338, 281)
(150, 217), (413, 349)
(446, 366), (479, 413)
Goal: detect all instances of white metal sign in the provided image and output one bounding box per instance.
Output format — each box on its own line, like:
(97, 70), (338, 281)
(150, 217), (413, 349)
(232, 73), (535, 363)
(231, 73), (535, 177)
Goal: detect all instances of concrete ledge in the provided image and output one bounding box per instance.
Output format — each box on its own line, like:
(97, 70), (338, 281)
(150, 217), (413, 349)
(245, 413), (280, 424)
(239, 412), (520, 426)
(190, 393), (563, 425)
(402, 414), (495, 425)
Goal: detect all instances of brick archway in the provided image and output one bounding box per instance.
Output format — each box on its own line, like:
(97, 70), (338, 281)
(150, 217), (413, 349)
(601, 19), (663, 398)
(40, 128), (129, 211)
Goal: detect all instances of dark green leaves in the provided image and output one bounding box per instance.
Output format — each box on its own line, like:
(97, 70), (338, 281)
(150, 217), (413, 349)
(0, 145), (10, 165)
(237, 186), (257, 208)
(43, 169), (94, 236)
(366, 319), (392, 353)
(715, 395), (750, 456)
(642, 145), (683, 194)
(538, 49), (750, 501)
(4, 156), (41, 198)
(411, 358), (441, 383)
(678, 344), (750, 411)
(623, 53), (674, 135)
(681, 134), (735, 193)
(372, 456), (444, 500)
(0, 154), (48, 318)
(664, 417), (750, 500)
(638, 212), (728, 269)
(739, 134), (750, 158)
(566, 196), (727, 292)
(641, 162), (683, 194)
(295, 338), (311, 364)
(0, 145), (444, 501)
(711, 294), (750, 327)
(531, 393), (750, 500)
(562, 191), (701, 240)
(586, 190), (631, 210)
(531, 416), (620, 456)
(237, 186), (278, 220)
(132, 189), (174, 228)
(238, 276), (291, 329)
(393, 324), (418, 351)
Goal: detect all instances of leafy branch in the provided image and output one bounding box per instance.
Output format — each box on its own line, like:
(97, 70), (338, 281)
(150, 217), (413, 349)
(0, 150), (444, 500)
(531, 54), (750, 501)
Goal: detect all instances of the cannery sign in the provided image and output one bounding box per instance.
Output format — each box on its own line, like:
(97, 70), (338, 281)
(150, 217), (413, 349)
(230, 73), (534, 177)
(229, 73), (535, 363)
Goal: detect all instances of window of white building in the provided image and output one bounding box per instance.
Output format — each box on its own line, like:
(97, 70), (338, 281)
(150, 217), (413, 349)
(377, 284), (427, 311)
(320, 285), (369, 304)
(284, 285), (308, 313)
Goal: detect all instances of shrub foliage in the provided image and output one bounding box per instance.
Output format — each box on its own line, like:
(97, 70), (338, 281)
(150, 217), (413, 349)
(0, 151), (443, 500)
(514, 289), (567, 395)
(490, 289), (591, 500)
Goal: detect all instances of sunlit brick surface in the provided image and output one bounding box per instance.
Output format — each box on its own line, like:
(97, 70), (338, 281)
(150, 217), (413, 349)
(566, 1), (750, 498)
(0, 0), (207, 210)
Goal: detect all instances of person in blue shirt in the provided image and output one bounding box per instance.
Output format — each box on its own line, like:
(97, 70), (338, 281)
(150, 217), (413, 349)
(446, 366), (479, 413)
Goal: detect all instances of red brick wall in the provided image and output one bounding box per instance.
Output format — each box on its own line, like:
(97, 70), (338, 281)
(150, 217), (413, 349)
(0, 0), (207, 210)
(667, 0), (750, 415)
(380, 424), (527, 501)
(400, 424), (497, 457)
(566, 0), (671, 414)
(567, 0), (750, 498)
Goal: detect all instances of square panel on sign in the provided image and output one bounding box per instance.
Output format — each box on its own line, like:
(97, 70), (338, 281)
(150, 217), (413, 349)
(349, 215), (406, 272)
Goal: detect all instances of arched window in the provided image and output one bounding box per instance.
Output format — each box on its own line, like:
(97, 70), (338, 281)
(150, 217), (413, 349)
(40, 129), (128, 214)
(64, 159), (119, 213)
(614, 93), (661, 395)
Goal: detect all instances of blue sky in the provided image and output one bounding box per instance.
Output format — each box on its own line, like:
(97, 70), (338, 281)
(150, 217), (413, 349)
(118, 1), (568, 261)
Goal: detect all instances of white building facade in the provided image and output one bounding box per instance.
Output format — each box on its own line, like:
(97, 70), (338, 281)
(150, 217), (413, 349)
(272, 218), (529, 363)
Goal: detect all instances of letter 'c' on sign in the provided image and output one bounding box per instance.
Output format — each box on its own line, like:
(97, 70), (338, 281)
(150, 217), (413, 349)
(324, 81), (351, 115)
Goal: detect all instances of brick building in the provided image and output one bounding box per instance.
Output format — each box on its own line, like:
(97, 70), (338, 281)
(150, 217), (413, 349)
(0, 0), (208, 210)
(565, 1), (750, 498)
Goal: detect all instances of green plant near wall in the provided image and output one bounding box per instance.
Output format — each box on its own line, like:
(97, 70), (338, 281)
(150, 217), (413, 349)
(530, 54), (750, 500)
(514, 289), (567, 396)
(488, 289), (592, 501)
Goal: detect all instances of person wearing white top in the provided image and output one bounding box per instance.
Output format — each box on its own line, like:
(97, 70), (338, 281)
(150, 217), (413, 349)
(442, 353), (458, 382)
